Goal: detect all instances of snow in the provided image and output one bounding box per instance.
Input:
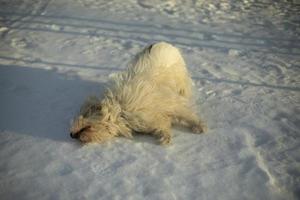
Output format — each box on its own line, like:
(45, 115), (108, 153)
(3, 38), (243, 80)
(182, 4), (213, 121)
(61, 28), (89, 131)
(0, 0), (299, 199)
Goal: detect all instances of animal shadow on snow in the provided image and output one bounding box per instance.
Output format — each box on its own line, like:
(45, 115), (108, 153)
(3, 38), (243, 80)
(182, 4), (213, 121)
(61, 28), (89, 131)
(0, 64), (105, 142)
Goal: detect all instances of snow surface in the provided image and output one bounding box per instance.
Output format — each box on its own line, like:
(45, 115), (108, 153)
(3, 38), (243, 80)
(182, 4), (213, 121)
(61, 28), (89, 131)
(0, 0), (299, 199)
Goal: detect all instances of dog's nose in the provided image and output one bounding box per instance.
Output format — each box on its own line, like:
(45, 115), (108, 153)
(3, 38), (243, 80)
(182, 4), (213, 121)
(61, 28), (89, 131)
(70, 132), (78, 139)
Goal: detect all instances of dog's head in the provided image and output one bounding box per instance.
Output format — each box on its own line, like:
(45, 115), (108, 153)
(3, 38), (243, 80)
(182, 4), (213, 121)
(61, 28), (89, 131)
(70, 114), (121, 143)
(70, 96), (118, 143)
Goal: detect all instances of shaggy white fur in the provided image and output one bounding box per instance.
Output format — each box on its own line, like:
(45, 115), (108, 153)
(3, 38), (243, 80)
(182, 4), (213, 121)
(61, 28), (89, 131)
(70, 42), (206, 145)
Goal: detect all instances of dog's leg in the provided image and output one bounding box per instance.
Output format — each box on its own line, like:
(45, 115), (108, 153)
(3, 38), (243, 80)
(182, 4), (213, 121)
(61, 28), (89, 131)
(124, 111), (173, 145)
(152, 116), (172, 145)
(174, 107), (207, 133)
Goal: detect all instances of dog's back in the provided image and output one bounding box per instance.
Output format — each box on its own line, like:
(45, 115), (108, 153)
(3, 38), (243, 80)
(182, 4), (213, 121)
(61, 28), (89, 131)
(127, 42), (192, 98)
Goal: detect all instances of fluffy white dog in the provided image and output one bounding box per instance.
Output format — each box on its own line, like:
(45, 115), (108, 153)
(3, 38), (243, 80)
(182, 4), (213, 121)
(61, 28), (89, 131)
(70, 42), (206, 145)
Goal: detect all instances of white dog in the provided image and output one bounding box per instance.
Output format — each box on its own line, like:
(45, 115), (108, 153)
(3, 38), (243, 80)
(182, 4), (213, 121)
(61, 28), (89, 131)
(70, 42), (206, 145)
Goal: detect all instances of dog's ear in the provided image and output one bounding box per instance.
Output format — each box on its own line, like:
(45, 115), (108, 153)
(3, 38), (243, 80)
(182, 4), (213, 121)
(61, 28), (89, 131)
(91, 104), (102, 112)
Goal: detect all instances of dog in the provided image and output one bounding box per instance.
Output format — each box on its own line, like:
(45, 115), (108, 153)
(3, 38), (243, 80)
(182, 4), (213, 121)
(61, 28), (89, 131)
(70, 42), (206, 145)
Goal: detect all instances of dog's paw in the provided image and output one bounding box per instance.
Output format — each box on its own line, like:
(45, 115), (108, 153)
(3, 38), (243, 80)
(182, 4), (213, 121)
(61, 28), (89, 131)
(159, 134), (172, 145)
(192, 123), (207, 134)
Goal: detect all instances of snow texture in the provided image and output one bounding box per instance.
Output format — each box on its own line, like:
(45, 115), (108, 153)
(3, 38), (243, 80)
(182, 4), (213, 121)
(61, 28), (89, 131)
(0, 0), (299, 199)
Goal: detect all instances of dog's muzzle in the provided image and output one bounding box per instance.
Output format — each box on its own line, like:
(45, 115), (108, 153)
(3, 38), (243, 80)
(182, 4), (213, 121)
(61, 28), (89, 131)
(70, 126), (91, 139)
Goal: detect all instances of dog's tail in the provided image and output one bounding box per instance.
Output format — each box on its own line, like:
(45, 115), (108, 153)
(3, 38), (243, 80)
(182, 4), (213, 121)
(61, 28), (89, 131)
(150, 42), (193, 98)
